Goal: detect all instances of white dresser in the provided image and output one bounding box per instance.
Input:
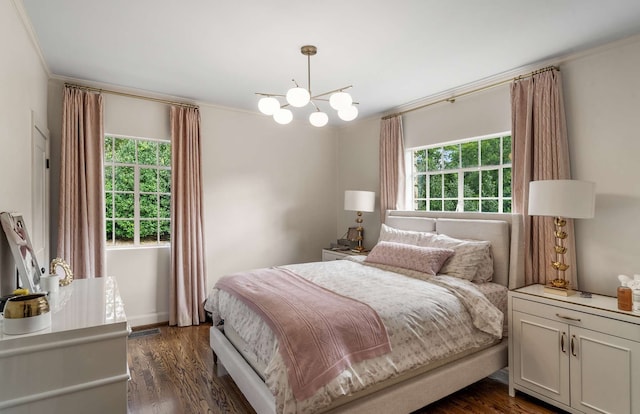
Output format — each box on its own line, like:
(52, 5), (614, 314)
(0, 277), (129, 414)
(508, 284), (640, 414)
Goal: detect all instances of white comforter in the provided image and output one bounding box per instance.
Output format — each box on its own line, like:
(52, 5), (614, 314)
(205, 259), (504, 414)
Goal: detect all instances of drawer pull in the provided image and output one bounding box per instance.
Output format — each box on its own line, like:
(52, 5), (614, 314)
(560, 332), (567, 354)
(556, 313), (581, 322)
(571, 335), (578, 357)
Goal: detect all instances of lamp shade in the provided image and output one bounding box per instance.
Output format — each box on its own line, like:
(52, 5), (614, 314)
(344, 190), (375, 212)
(528, 180), (595, 219)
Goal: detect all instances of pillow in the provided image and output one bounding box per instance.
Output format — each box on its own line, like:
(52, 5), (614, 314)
(426, 234), (493, 282)
(378, 223), (436, 246)
(365, 241), (454, 276)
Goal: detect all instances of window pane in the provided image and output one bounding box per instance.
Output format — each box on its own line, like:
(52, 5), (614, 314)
(429, 174), (442, 197)
(480, 138), (500, 166)
(114, 193), (134, 218)
(138, 141), (158, 166)
(140, 220), (158, 243)
(461, 141), (478, 168)
(482, 199), (499, 212)
(105, 192), (113, 218)
(159, 220), (171, 242)
(105, 137), (113, 162)
(442, 145), (459, 170)
(503, 200), (512, 213)
(106, 220), (113, 243)
(414, 150), (426, 173)
(430, 200), (442, 211)
(114, 166), (134, 191)
(114, 220), (134, 244)
(464, 171), (479, 197)
(464, 200), (479, 212)
(481, 169), (499, 197)
(104, 166), (113, 191)
(159, 195), (171, 219)
(444, 200), (457, 211)
(140, 168), (158, 192)
(502, 135), (512, 164)
(140, 194), (158, 219)
(503, 167), (512, 197)
(158, 169), (171, 193)
(427, 148), (442, 171)
(114, 138), (136, 163)
(159, 142), (171, 167)
(443, 173), (458, 198)
(415, 175), (427, 198)
(416, 200), (426, 211)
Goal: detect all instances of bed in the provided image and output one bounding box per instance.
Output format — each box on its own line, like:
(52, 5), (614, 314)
(206, 210), (524, 414)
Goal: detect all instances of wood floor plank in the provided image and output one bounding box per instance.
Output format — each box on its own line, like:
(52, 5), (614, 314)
(127, 324), (565, 414)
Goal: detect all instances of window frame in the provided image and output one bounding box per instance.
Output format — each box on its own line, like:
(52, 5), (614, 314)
(405, 131), (512, 214)
(104, 133), (171, 249)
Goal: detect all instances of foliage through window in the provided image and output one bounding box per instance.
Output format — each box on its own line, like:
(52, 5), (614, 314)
(104, 135), (171, 246)
(409, 133), (512, 213)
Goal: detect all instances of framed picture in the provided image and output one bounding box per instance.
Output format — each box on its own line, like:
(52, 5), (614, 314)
(0, 212), (41, 293)
(347, 226), (359, 241)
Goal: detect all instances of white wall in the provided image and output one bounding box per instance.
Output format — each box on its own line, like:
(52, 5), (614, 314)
(562, 36), (640, 296)
(47, 80), (339, 326)
(337, 35), (640, 298)
(0, 1), (49, 293)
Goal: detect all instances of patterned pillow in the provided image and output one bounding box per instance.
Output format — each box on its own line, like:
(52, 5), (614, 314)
(426, 234), (493, 282)
(365, 241), (455, 276)
(378, 223), (436, 246)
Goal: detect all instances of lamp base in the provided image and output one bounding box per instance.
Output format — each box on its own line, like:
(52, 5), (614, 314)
(544, 285), (576, 296)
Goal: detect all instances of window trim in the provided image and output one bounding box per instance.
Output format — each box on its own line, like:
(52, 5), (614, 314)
(405, 131), (512, 213)
(104, 133), (171, 249)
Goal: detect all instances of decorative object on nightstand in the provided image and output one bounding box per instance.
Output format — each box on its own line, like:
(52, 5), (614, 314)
(528, 180), (595, 295)
(344, 190), (375, 252)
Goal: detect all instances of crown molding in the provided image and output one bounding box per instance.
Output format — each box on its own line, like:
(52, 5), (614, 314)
(11, 0), (51, 78)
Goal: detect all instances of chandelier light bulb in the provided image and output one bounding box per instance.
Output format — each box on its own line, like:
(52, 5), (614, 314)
(329, 92), (353, 111)
(338, 104), (358, 121)
(309, 111), (329, 127)
(258, 97), (280, 115)
(286, 87), (310, 107)
(273, 108), (293, 125)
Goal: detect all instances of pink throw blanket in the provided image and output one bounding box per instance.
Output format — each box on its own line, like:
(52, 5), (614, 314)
(215, 267), (391, 401)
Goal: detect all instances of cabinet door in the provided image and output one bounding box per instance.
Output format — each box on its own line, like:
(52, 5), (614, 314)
(512, 311), (570, 406)
(570, 326), (640, 414)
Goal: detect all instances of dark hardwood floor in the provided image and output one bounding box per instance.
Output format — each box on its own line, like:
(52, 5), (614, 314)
(127, 324), (564, 414)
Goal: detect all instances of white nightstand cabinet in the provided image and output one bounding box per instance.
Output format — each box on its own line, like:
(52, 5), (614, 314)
(508, 285), (640, 414)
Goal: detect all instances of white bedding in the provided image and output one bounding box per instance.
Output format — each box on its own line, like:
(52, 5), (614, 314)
(205, 259), (504, 414)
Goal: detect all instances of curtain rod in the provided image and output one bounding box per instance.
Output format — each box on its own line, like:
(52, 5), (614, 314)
(381, 65), (559, 120)
(64, 83), (199, 109)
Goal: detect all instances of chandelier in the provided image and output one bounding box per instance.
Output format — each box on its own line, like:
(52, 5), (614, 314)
(256, 45), (358, 127)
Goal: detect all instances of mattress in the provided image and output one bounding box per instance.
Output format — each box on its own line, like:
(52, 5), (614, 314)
(206, 259), (505, 414)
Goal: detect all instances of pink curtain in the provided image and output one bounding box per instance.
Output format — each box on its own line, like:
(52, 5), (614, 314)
(511, 69), (576, 287)
(379, 115), (405, 220)
(170, 106), (207, 326)
(57, 86), (106, 278)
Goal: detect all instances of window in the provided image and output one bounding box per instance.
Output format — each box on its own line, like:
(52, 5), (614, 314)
(104, 135), (171, 246)
(408, 132), (512, 213)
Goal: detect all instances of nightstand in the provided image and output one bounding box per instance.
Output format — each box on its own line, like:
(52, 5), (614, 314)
(508, 284), (640, 414)
(321, 249), (368, 261)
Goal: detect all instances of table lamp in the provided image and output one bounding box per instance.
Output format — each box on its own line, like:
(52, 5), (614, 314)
(344, 190), (375, 252)
(528, 180), (595, 295)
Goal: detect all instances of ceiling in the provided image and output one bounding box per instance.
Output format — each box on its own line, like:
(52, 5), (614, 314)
(20, 0), (640, 125)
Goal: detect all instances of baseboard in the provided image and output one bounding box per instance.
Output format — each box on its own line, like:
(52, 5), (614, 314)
(127, 311), (169, 328)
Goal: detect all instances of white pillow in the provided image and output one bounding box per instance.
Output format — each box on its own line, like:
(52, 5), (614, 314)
(426, 234), (493, 282)
(378, 223), (436, 246)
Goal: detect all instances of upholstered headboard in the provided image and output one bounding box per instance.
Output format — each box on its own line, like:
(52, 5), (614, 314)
(384, 211), (524, 289)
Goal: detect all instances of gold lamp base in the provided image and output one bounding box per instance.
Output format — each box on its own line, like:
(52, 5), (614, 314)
(544, 279), (576, 296)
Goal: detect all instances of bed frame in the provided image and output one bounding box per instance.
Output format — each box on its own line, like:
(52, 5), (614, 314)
(210, 211), (524, 414)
